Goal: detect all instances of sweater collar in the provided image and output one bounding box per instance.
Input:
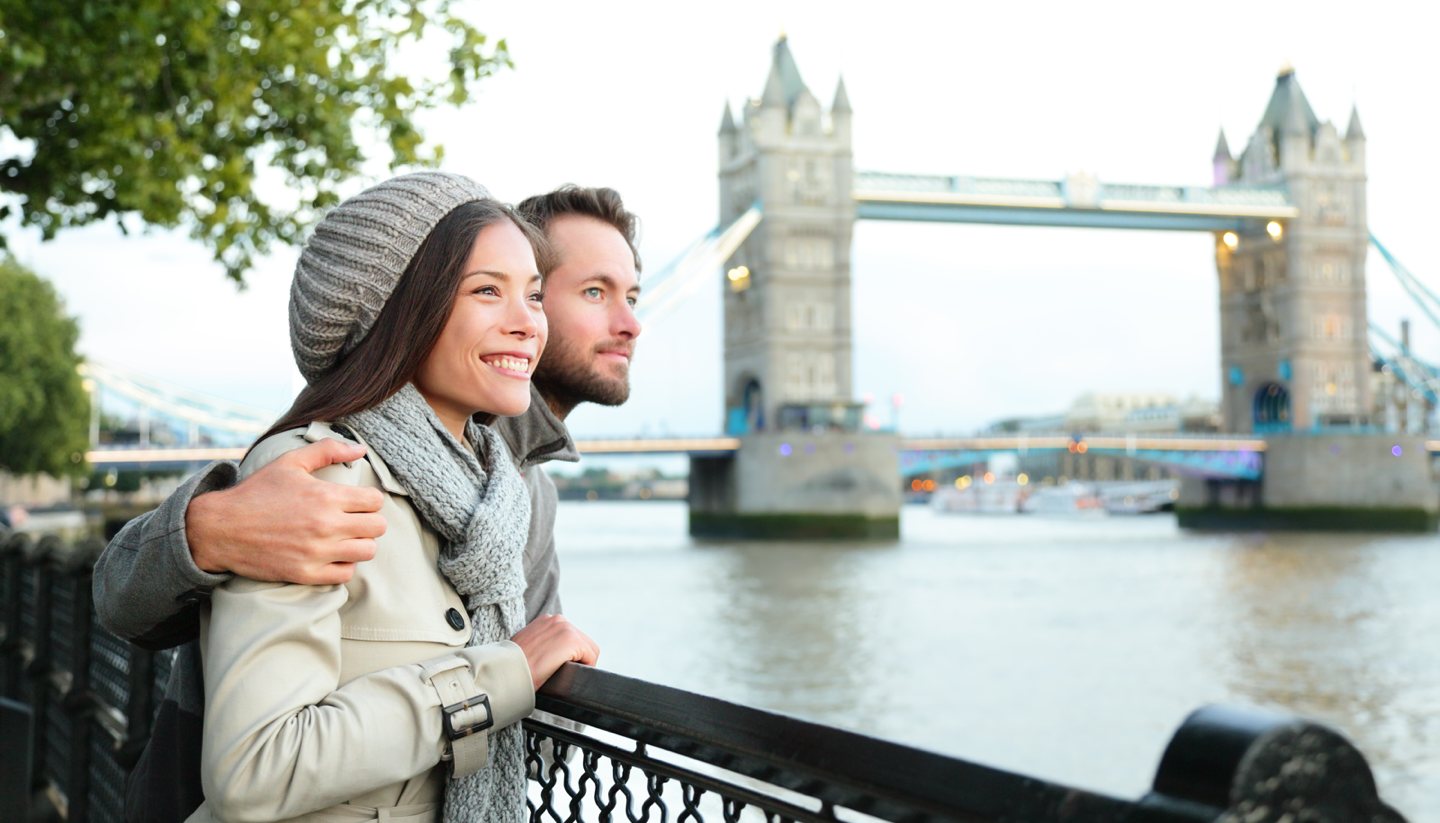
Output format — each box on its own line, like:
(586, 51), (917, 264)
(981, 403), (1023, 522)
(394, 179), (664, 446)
(493, 384), (580, 470)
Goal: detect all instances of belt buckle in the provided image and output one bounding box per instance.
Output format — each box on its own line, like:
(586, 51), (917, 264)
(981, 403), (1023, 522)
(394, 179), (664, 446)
(442, 694), (494, 740)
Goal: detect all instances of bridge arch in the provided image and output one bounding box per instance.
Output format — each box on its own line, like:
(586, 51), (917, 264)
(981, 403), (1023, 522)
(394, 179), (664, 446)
(1252, 382), (1292, 433)
(725, 374), (766, 434)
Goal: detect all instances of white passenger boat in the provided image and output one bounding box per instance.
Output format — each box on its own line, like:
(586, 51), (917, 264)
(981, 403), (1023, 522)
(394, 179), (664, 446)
(1098, 481), (1180, 515)
(1020, 483), (1104, 516)
(931, 482), (1024, 514)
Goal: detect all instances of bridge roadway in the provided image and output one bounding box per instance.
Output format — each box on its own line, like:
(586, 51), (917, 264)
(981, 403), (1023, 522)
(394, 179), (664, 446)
(88, 433), (1440, 470)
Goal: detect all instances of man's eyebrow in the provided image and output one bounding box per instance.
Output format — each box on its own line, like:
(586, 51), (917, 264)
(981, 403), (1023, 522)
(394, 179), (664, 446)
(583, 273), (641, 294)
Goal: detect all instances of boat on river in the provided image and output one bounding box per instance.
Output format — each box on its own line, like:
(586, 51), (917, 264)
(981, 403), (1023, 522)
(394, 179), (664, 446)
(930, 482), (1024, 514)
(1020, 483), (1105, 516)
(1097, 481), (1180, 515)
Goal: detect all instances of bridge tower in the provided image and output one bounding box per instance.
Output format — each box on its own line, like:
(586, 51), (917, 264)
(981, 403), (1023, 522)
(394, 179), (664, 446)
(717, 35), (855, 433)
(1183, 71), (1436, 529)
(691, 37), (900, 539)
(1214, 68), (1370, 433)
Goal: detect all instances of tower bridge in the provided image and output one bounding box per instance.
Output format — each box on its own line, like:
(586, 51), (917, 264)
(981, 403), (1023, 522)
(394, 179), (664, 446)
(695, 36), (1436, 535)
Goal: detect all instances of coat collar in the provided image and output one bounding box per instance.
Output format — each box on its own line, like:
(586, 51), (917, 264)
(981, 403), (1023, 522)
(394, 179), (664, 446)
(302, 420), (410, 497)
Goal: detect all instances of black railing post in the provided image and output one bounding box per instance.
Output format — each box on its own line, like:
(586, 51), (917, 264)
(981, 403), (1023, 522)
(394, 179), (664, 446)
(0, 531), (33, 823)
(1, 531), (28, 699)
(23, 536), (57, 815)
(52, 541), (103, 823)
(89, 607), (153, 821)
(1144, 704), (1407, 821)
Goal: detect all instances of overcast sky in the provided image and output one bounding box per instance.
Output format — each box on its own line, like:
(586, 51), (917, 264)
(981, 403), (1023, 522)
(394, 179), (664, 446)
(7, 0), (1438, 438)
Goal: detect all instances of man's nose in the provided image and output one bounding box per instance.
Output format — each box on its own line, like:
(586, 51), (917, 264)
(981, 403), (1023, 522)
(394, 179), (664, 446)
(613, 300), (641, 340)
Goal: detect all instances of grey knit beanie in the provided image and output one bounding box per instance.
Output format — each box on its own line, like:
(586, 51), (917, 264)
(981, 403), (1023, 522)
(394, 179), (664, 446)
(289, 171), (491, 383)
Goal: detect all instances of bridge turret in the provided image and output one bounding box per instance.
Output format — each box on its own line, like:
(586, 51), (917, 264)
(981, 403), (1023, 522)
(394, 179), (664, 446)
(1280, 86), (1313, 174)
(1313, 121), (1345, 166)
(752, 39), (794, 144)
(1345, 104), (1366, 167)
(1212, 129), (1234, 186)
(793, 87), (824, 136)
(831, 76), (852, 143)
(718, 100), (738, 164)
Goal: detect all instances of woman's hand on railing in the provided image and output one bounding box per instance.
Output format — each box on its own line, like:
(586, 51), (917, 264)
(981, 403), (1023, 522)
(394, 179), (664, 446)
(511, 614), (600, 690)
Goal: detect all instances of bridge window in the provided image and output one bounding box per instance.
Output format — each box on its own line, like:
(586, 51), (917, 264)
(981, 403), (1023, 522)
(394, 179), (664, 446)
(789, 352), (812, 397)
(783, 299), (838, 333)
(1262, 254), (1283, 284)
(783, 235), (835, 270)
(785, 301), (805, 332)
(1315, 188), (1351, 226)
(1313, 314), (1348, 340)
(1312, 259), (1351, 283)
(815, 302), (835, 332)
(785, 158), (832, 205)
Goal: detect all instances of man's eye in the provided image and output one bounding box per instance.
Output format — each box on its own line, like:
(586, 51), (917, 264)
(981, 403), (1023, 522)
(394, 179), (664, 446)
(626, 296), (638, 308)
(584, 287), (603, 299)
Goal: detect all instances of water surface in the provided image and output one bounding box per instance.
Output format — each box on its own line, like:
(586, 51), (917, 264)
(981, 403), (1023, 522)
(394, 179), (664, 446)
(555, 501), (1438, 819)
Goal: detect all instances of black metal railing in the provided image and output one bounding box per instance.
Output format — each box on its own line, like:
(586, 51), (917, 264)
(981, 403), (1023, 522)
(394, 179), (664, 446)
(2, 530), (1409, 822)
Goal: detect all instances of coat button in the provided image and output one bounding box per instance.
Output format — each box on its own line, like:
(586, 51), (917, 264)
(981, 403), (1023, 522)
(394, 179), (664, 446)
(445, 608), (466, 631)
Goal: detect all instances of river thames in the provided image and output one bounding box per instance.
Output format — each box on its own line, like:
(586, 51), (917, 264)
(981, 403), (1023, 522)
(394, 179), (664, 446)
(554, 500), (1437, 820)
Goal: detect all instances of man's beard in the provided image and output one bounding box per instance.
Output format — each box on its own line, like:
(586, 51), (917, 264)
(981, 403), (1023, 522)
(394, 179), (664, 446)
(533, 337), (631, 410)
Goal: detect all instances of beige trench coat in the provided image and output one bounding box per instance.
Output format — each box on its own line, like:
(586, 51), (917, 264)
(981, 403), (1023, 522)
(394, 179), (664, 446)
(186, 423), (535, 823)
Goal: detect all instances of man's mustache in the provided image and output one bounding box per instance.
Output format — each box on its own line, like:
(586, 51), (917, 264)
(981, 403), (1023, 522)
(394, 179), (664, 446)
(593, 340), (635, 359)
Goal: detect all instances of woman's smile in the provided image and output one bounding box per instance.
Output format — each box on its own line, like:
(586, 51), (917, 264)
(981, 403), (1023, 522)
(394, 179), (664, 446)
(480, 352), (535, 378)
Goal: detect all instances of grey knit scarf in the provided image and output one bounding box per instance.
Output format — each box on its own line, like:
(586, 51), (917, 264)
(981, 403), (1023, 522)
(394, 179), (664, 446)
(344, 383), (530, 823)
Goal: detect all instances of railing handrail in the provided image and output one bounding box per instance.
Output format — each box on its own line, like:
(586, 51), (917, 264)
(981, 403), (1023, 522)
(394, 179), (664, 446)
(536, 664), (1348, 822)
(539, 664), (1162, 821)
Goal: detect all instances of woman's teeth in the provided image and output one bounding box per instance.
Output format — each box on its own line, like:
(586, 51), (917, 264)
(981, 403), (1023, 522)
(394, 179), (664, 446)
(486, 355), (529, 373)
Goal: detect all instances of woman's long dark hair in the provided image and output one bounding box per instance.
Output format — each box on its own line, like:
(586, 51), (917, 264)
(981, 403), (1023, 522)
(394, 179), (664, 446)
(253, 199), (550, 450)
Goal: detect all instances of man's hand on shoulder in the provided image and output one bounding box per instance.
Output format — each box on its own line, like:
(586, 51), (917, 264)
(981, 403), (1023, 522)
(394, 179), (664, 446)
(186, 439), (386, 585)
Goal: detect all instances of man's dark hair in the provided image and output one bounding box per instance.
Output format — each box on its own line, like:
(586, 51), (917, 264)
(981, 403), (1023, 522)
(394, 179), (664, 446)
(516, 185), (642, 272)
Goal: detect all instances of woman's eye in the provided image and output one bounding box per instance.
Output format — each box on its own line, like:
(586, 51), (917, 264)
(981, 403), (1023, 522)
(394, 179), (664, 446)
(529, 291), (544, 303)
(473, 285), (499, 296)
